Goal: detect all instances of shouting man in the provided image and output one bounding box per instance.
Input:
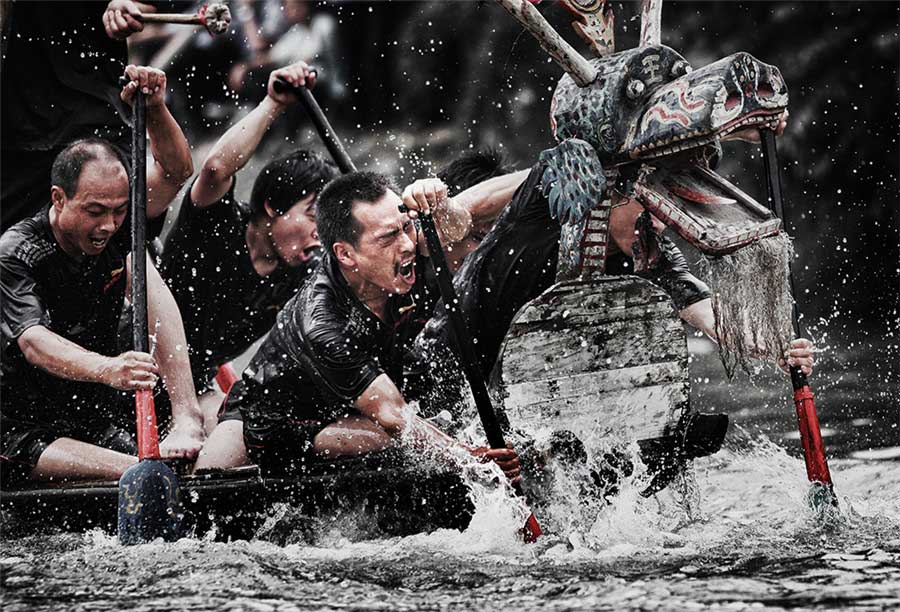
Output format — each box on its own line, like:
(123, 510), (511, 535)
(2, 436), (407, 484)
(195, 172), (523, 478)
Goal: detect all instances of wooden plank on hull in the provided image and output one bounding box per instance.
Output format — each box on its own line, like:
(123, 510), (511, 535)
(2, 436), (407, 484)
(505, 383), (687, 441)
(504, 361), (686, 404)
(493, 275), (690, 445)
(501, 317), (685, 381)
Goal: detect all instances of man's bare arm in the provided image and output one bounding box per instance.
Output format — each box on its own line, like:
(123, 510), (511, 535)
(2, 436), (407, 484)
(453, 169), (530, 230)
(141, 255), (204, 429)
(191, 61), (316, 207)
(121, 65), (193, 219)
(353, 374), (520, 482)
(678, 298), (815, 376)
(17, 326), (158, 390)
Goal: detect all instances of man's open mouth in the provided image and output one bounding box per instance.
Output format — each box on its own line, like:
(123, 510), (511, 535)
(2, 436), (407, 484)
(397, 259), (415, 282)
(299, 245), (322, 263)
(89, 236), (109, 250)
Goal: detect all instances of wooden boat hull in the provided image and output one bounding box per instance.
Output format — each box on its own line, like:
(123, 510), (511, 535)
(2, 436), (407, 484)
(2, 453), (473, 541)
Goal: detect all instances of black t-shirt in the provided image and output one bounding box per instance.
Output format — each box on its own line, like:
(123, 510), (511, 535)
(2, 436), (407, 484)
(158, 180), (320, 384)
(0, 207), (130, 430)
(1, 2), (130, 152)
(231, 251), (438, 446)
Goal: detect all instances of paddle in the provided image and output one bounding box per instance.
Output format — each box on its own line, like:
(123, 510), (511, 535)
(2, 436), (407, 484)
(277, 74), (540, 540)
(273, 75), (357, 173)
(413, 210), (542, 543)
(117, 87), (184, 544)
(760, 129), (837, 510)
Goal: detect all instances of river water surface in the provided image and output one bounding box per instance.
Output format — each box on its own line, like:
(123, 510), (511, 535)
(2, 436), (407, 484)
(2, 337), (898, 611)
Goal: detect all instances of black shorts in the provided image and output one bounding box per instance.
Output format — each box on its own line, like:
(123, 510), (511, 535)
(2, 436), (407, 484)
(0, 417), (137, 489)
(221, 379), (331, 477)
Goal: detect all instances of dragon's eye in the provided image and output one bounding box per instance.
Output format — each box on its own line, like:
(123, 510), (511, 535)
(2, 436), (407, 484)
(671, 60), (692, 78)
(626, 79), (645, 100)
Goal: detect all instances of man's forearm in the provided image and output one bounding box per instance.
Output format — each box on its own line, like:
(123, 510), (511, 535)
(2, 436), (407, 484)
(146, 260), (202, 424)
(146, 102), (194, 218)
(455, 169), (530, 228)
(147, 103), (193, 184)
(18, 326), (109, 384)
(199, 97), (284, 186)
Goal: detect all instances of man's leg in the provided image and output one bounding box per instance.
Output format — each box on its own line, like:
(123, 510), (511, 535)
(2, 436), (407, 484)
(193, 420), (248, 472)
(313, 415), (394, 458)
(30, 438), (137, 482)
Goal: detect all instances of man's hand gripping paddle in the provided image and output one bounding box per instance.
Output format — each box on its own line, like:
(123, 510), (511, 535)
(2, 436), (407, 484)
(117, 89), (183, 545)
(277, 74), (540, 541)
(411, 210), (542, 543)
(760, 129), (838, 512)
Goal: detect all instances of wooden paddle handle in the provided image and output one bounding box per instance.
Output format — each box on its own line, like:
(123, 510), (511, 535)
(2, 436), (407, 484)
(140, 13), (202, 25)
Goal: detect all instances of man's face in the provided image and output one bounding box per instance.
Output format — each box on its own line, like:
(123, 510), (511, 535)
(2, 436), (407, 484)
(269, 193), (322, 267)
(339, 190), (418, 296)
(52, 159), (129, 257)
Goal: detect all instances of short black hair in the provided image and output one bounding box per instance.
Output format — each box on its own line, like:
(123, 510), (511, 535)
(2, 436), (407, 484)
(50, 138), (130, 197)
(437, 147), (510, 196)
(249, 149), (338, 217)
(316, 171), (396, 252)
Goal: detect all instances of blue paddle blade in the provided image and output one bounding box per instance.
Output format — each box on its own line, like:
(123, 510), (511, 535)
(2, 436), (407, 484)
(117, 459), (183, 545)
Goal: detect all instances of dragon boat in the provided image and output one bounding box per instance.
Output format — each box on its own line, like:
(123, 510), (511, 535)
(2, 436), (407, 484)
(3, 0), (802, 539)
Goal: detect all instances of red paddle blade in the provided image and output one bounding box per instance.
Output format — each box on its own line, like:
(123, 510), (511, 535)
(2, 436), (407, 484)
(793, 384), (833, 486)
(521, 512), (543, 543)
(135, 389), (161, 460)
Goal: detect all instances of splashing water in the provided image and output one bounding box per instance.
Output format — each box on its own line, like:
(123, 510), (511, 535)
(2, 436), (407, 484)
(699, 234), (797, 379)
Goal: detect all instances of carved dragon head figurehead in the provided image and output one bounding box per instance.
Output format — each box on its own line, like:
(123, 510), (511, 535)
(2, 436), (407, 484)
(495, 0), (798, 378)
(497, 0), (790, 279)
(552, 47), (788, 164)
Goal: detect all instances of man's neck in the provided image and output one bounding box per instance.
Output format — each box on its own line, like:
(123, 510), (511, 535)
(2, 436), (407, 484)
(48, 207), (84, 261)
(245, 218), (280, 277)
(339, 263), (389, 321)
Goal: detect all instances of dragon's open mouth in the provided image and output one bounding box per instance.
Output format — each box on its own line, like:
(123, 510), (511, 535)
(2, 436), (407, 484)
(630, 124), (785, 256)
(635, 109), (784, 159)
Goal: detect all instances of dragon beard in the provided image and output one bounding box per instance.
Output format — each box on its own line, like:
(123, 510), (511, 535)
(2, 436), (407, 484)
(698, 233), (796, 379)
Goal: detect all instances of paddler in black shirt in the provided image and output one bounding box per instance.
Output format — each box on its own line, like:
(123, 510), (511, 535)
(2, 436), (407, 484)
(158, 61), (337, 396)
(194, 172), (525, 478)
(0, 136), (203, 486)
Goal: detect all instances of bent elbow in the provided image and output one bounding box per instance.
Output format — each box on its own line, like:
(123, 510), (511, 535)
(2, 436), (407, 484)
(175, 158), (194, 184)
(18, 332), (42, 367)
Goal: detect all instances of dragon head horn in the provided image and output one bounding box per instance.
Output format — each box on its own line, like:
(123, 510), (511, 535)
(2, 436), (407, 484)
(639, 0), (663, 47)
(495, 0), (598, 87)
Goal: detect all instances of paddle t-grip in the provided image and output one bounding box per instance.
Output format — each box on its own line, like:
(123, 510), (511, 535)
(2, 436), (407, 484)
(139, 3), (232, 36)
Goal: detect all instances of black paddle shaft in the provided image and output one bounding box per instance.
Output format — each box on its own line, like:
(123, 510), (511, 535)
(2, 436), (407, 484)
(416, 212), (508, 450)
(131, 90), (149, 353)
(761, 130), (810, 389)
(273, 76), (357, 174)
